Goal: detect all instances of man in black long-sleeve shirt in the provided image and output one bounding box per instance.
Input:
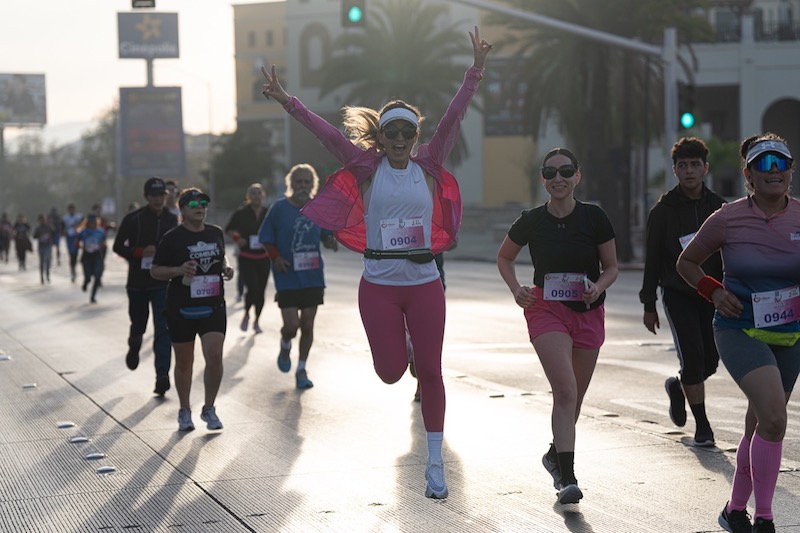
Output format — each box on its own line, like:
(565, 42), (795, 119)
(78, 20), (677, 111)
(113, 177), (179, 395)
(639, 137), (725, 447)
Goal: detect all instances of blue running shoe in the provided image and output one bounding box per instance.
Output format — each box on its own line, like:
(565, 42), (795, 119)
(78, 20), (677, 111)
(277, 340), (291, 373)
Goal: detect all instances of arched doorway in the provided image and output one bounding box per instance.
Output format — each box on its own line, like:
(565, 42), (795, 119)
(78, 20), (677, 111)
(762, 98), (800, 159)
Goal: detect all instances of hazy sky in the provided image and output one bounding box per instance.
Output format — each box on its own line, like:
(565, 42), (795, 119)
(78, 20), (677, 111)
(1, 0), (274, 145)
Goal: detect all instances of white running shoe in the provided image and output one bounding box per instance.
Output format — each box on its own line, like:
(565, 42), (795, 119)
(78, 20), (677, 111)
(425, 462), (448, 499)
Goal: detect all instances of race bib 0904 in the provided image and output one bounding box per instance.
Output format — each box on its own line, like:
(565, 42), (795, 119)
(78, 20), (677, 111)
(380, 217), (424, 250)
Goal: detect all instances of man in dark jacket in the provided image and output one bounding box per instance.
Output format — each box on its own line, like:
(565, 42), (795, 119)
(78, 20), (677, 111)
(639, 137), (725, 447)
(113, 177), (179, 395)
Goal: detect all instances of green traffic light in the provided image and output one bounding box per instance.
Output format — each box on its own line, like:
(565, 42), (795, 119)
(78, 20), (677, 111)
(680, 112), (695, 129)
(347, 6), (363, 22)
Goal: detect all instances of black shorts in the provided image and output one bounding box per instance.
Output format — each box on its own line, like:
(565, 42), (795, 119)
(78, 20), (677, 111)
(166, 304), (227, 343)
(275, 287), (324, 309)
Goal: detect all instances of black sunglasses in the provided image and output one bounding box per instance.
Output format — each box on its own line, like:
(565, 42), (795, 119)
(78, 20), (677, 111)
(541, 165), (577, 180)
(382, 124), (418, 140)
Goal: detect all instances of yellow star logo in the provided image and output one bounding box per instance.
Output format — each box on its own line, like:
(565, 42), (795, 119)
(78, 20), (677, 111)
(135, 14), (162, 41)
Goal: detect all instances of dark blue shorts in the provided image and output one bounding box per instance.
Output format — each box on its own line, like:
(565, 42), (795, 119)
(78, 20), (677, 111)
(714, 327), (800, 392)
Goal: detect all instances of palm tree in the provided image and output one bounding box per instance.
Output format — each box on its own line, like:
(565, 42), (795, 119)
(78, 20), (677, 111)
(487, 0), (713, 260)
(319, 0), (474, 165)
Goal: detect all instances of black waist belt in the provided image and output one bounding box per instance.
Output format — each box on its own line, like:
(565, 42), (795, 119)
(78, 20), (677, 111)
(364, 248), (435, 264)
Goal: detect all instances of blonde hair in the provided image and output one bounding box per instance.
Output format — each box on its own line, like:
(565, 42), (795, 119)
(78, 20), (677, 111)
(284, 164), (320, 198)
(342, 100), (424, 150)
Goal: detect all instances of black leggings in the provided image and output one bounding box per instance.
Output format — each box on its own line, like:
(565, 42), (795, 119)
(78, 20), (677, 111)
(240, 256), (270, 318)
(662, 288), (719, 385)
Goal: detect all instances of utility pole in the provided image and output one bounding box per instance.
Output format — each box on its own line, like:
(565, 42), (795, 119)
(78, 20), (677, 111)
(449, 0), (677, 175)
(448, 0), (678, 260)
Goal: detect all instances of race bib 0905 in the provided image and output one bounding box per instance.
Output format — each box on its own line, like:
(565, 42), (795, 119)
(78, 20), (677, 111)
(543, 273), (586, 302)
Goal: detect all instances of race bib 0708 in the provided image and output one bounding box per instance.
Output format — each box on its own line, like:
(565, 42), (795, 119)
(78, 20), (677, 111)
(293, 251), (320, 271)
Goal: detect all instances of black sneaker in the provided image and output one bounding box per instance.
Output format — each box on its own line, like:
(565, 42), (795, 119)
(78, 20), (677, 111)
(694, 426), (715, 447)
(542, 451), (561, 490)
(154, 375), (170, 396)
(718, 503), (751, 533)
(125, 347), (140, 370)
(557, 482), (583, 504)
(752, 517), (775, 533)
(665, 376), (686, 427)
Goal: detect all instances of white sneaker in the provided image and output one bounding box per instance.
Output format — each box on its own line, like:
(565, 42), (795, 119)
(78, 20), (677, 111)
(425, 462), (448, 499)
(200, 405), (223, 430)
(177, 408), (194, 431)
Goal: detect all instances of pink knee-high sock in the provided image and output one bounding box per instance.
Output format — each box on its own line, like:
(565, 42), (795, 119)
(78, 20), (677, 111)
(728, 435), (752, 512)
(750, 433), (783, 521)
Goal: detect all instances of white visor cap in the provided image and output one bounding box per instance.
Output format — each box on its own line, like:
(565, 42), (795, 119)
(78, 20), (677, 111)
(745, 140), (793, 164)
(378, 107), (419, 129)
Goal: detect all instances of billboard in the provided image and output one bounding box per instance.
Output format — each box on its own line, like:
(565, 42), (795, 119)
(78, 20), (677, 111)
(119, 87), (186, 179)
(0, 73), (47, 126)
(118, 12), (179, 59)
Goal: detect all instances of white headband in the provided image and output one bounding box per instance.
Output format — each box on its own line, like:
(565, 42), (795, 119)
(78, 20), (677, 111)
(745, 140), (793, 164)
(379, 108), (418, 129)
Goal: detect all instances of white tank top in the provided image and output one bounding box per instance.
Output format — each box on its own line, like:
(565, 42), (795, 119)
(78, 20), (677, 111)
(362, 158), (440, 286)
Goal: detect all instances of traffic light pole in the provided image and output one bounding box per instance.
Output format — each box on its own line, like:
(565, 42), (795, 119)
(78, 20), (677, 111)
(447, 0), (678, 185)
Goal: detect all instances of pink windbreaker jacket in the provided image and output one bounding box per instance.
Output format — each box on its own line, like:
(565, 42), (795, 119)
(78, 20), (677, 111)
(291, 66), (484, 254)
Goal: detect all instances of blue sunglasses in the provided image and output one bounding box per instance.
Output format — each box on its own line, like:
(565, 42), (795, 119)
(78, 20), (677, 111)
(753, 153), (792, 172)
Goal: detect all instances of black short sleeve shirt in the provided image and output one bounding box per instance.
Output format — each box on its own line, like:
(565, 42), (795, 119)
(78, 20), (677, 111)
(507, 200), (615, 311)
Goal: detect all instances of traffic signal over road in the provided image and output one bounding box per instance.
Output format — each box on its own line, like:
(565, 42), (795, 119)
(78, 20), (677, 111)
(341, 0), (366, 27)
(677, 81), (695, 129)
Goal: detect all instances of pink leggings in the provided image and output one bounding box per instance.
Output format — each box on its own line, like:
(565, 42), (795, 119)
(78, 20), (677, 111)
(359, 278), (446, 432)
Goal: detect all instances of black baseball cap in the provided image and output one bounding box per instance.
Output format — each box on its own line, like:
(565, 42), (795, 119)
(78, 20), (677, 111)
(144, 177), (167, 196)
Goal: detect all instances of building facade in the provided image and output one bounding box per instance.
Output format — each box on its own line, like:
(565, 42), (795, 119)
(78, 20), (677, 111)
(234, 1), (800, 208)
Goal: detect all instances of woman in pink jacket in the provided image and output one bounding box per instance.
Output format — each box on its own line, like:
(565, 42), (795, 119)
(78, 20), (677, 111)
(261, 26), (491, 499)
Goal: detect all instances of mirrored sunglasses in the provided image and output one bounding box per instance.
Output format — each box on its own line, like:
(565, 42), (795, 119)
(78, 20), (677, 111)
(753, 153), (792, 172)
(187, 200), (209, 209)
(541, 165), (576, 180)
(382, 124), (418, 140)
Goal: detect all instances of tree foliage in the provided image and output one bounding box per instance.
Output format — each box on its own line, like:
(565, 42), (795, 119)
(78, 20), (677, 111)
(319, 0), (474, 165)
(211, 129), (275, 209)
(486, 0), (713, 259)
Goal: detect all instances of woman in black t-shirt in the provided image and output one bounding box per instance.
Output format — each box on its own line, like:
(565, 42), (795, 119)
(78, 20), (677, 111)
(152, 188), (234, 432)
(497, 148), (619, 505)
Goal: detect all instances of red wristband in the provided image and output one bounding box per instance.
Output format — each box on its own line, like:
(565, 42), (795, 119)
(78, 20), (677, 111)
(264, 244), (280, 260)
(697, 276), (724, 302)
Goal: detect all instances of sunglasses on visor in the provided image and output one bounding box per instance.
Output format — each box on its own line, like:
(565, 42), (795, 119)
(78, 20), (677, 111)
(541, 165), (577, 180)
(382, 124), (418, 140)
(752, 153), (792, 172)
(186, 200), (209, 209)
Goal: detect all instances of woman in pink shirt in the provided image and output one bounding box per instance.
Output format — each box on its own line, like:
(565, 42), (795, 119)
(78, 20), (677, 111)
(678, 133), (800, 533)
